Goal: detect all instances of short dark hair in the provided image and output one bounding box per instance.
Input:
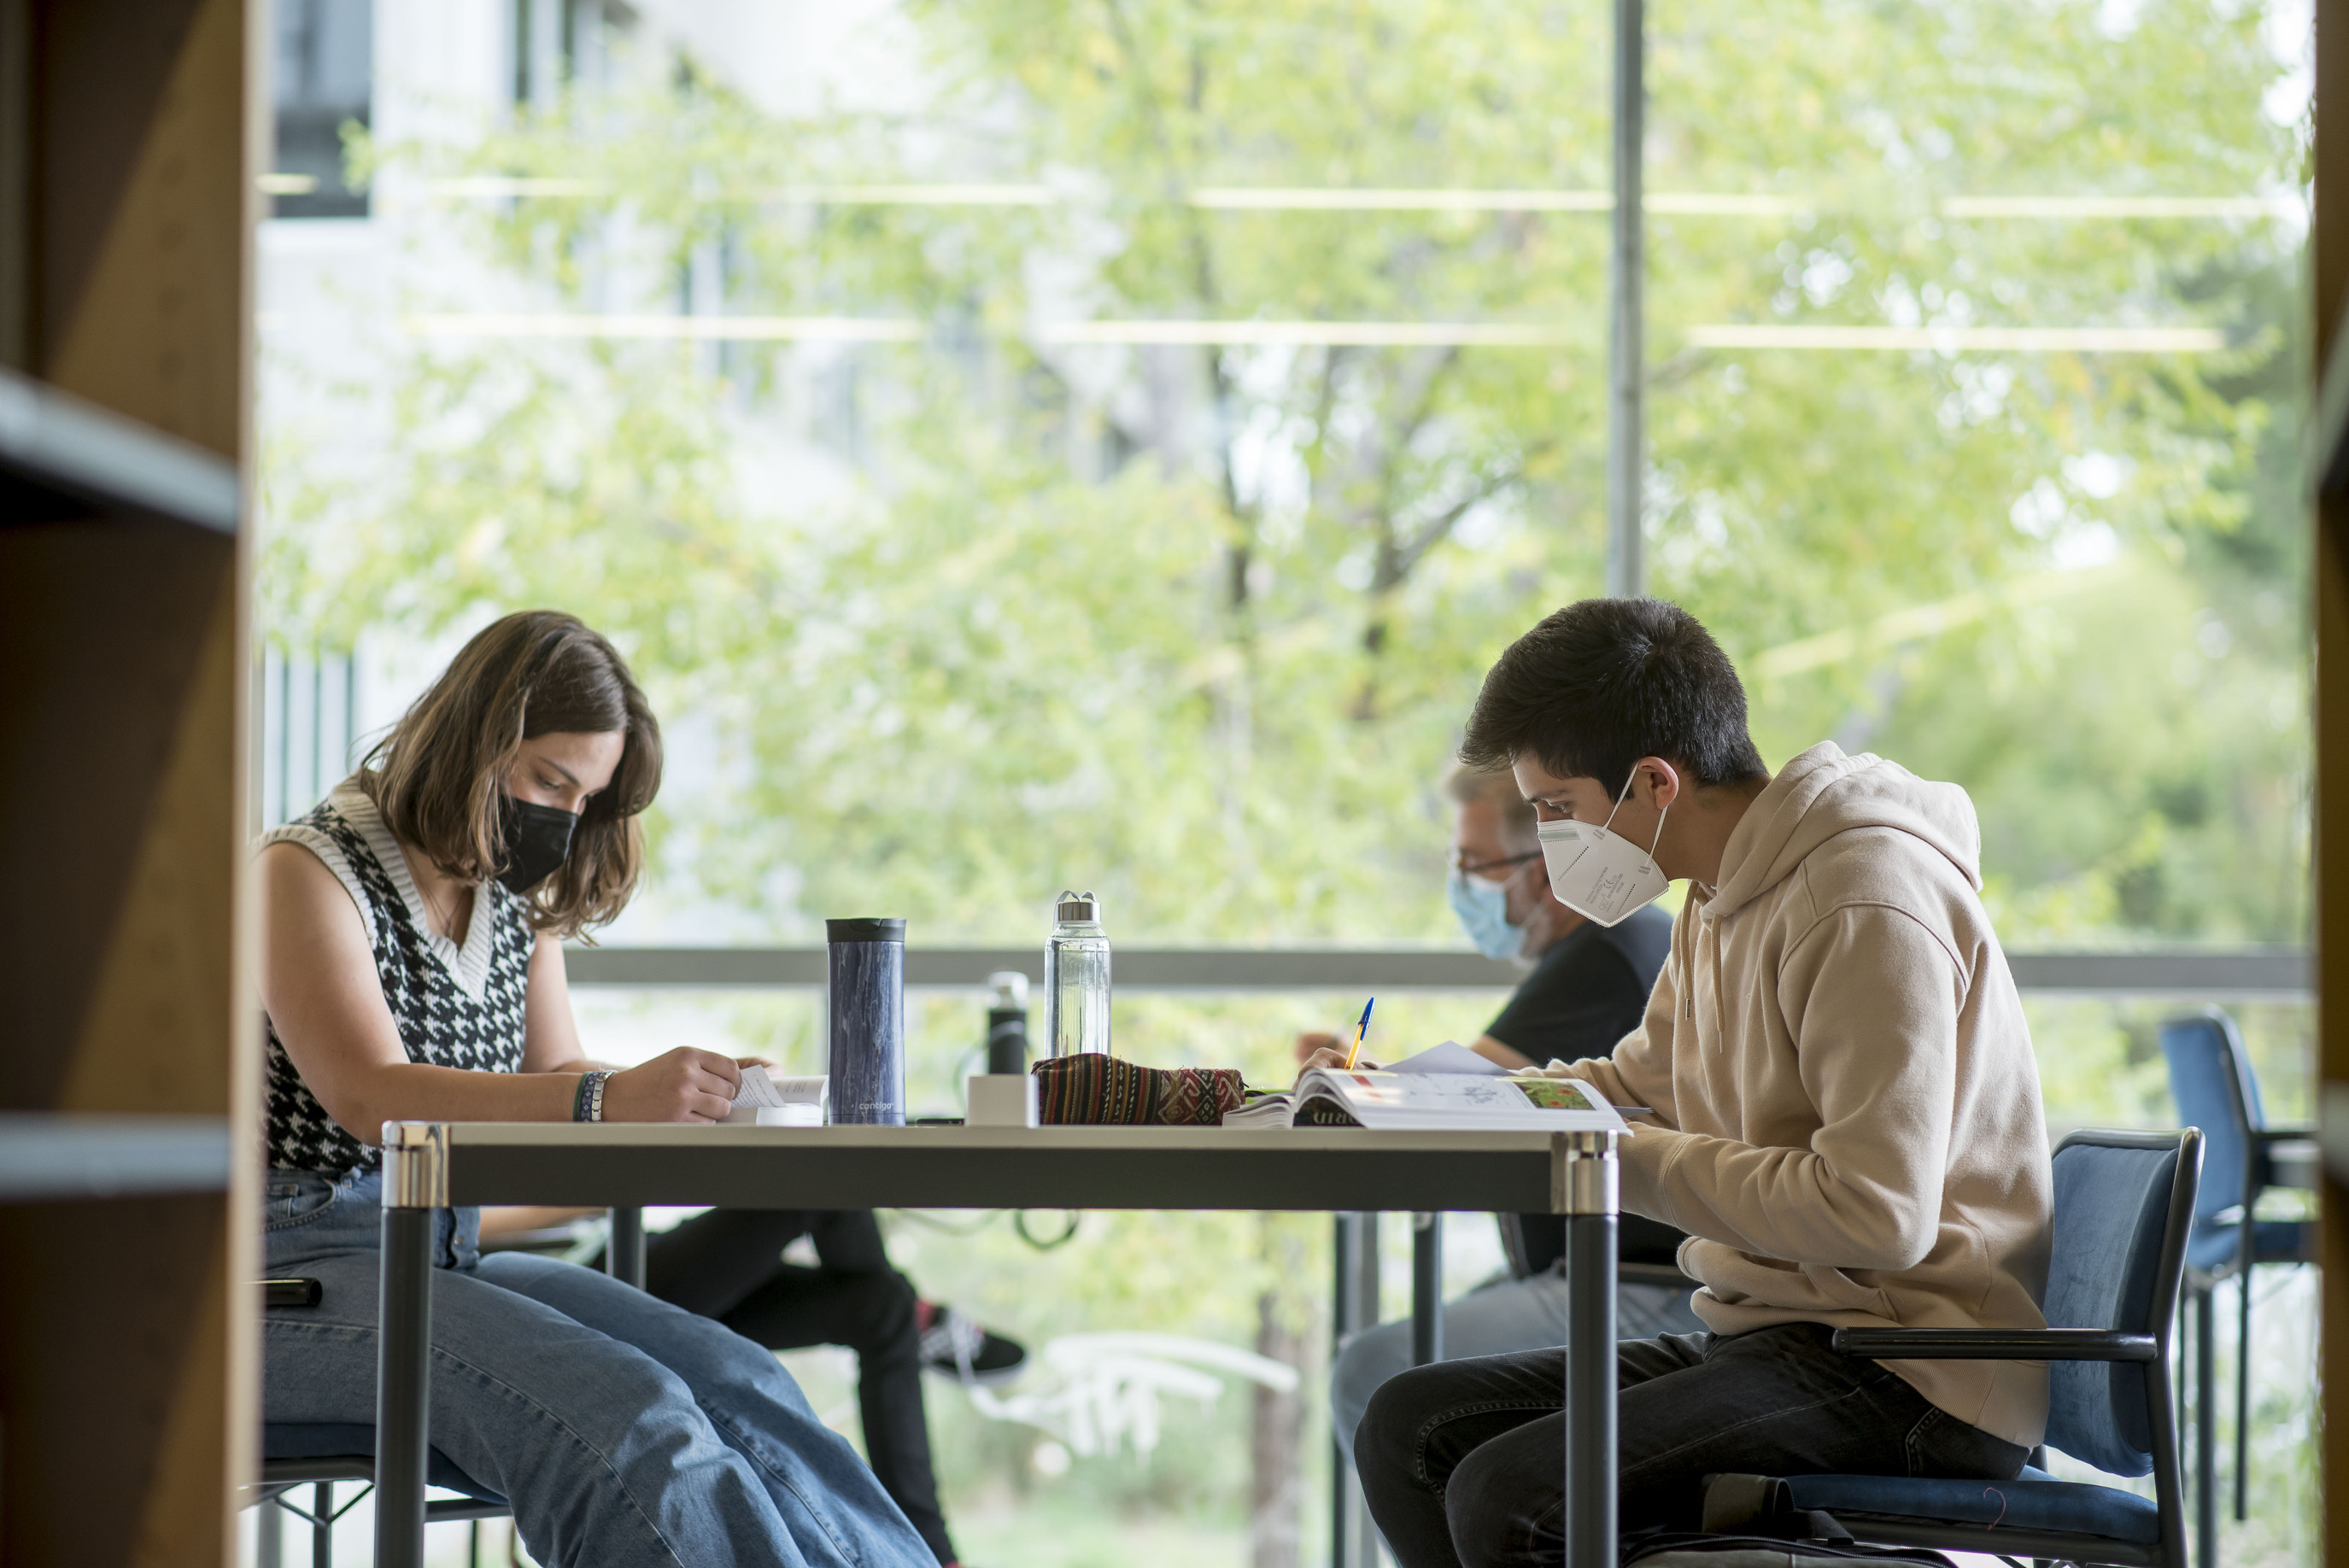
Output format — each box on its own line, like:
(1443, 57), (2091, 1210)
(361, 610), (663, 938)
(1459, 598), (1766, 794)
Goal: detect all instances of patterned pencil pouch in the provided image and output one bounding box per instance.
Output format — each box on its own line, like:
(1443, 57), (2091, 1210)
(1029, 1052), (1247, 1126)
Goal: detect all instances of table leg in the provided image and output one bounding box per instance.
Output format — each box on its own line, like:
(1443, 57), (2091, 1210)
(1561, 1130), (1619, 1568)
(377, 1124), (448, 1568)
(1329, 1213), (1384, 1568)
(1332, 1214), (1360, 1568)
(609, 1206), (647, 1289)
(1410, 1212), (1444, 1366)
(1354, 1212), (1382, 1562)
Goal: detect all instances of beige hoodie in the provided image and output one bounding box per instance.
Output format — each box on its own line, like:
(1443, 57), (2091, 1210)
(1567, 741), (2053, 1448)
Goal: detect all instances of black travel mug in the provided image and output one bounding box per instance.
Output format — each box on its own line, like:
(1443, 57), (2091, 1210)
(827, 918), (906, 1126)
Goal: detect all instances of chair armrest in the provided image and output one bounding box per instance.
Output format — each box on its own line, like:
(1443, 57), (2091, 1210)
(1831, 1328), (2156, 1362)
(2252, 1125), (2315, 1144)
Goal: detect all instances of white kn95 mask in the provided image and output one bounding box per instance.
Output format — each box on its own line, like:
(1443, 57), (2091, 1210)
(1535, 773), (1669, 927)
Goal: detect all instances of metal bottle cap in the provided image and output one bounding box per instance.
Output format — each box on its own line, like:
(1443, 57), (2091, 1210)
(988, 970), (1029, 1008)
(1054, 890), (1101, 924)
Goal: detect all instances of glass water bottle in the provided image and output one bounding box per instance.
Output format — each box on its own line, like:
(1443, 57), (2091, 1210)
(1043, 890), (1112, 1058)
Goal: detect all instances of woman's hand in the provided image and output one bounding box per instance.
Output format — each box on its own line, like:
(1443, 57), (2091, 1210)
(600, 1047), (742, 1123)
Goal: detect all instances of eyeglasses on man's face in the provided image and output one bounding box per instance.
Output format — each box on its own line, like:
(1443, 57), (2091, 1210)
(1451, 848), (1542, 880)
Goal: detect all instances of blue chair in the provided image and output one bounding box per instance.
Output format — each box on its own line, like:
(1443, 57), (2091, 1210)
(251, 1443), (510, 1568)
(1704, 1128), (2202, 1568)
(2159, 1008), (2317, 1557)
(247, 1278), (509, 1568)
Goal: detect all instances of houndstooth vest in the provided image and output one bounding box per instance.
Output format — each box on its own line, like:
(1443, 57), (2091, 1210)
(260, 780), (534, 1174)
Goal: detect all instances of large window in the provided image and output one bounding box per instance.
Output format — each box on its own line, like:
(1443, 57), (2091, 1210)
(256, 1), (2317, 1560)
(266, 0), (2310, 952)
(267, 0), (372, 218)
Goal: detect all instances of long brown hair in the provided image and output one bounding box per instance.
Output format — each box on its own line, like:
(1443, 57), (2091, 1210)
(360, 611), (663, 937)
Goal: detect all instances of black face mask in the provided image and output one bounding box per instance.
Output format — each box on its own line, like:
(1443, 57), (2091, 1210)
(495, 793), (579, 893)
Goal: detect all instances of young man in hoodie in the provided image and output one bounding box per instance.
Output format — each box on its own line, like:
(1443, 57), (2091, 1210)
(1350, 598), (2053, 1568)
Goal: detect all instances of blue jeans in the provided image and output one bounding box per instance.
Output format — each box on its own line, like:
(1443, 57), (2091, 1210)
(264, 1169), (932, 1568)
(1330, 1270), (1703, 1457)
(1356, 1324), (2029, 1566)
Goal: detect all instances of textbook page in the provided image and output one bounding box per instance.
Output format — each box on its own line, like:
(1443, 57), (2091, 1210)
(1225, 1069), (1630, 1130)
(1384, 1040), (1508, 1076)
(1293, 1068), (1627, 1132)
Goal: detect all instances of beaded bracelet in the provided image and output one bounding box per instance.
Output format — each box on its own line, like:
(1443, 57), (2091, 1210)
(573, 1070), (613, 1123)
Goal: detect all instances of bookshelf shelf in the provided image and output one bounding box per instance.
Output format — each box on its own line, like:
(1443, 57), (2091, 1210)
(0, 366), (239, 532)
(0, 1114), (233, 1202)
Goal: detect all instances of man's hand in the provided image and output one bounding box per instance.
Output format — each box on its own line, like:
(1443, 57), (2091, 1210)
(1295, 1030), (1342, 1065)
(600, 1047), (742, 1123)
(1296, 1044), (1382, 1085)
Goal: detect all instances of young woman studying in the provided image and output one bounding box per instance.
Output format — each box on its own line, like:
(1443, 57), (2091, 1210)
(258, 610), (930, 1568)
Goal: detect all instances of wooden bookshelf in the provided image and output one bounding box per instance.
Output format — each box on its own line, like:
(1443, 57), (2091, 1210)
(2323, 6), (2349, 1560)
(0, 1), (255, 1563)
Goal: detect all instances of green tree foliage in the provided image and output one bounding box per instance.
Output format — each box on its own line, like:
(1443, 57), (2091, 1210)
(267, 0), (2308, 950)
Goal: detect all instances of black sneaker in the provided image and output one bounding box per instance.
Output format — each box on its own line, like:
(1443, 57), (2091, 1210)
(917, 1301), (1027, 1384)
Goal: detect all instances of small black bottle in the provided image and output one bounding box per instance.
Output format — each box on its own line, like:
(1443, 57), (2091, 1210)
(984, 970), (1030, 1076)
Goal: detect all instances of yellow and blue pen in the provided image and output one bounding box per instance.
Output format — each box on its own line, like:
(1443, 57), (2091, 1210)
(1343, 997), (1376, 1070)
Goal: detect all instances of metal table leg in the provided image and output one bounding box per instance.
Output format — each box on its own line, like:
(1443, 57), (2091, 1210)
(609, 1205), (646, 1289)
(1332, 1214), (1360, 1568)
(1330, 1213), (1383, 1568)
(377, 1122), (448, 1568)
(1354, 1212), (1382, 1563)
(1562, 1129), (1619, 1568)
(1410, 1211), (1444, 1366)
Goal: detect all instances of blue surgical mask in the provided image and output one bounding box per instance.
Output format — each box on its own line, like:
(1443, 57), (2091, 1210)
(1449, 868), (1529, 960)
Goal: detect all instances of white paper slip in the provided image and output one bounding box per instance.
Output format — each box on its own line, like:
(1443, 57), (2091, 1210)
(726, 1068), (829, 1124)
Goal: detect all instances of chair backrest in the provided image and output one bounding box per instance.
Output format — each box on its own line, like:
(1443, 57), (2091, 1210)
(2159, 1010), (2261, 1223)
(2041, 1128), (2201, 1477)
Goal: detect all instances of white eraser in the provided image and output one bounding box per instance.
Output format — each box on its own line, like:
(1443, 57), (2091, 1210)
(966, 1074), (1039, 1128)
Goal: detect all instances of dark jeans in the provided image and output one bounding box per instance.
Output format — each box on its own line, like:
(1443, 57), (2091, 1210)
(643, 1209), (956, 1565)
(1356, 1322), (2030, 1568)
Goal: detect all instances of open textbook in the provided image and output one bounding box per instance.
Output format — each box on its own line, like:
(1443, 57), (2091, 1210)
(725, 1067), (829, 1126)
(1224, 1044), (1630, 1132)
